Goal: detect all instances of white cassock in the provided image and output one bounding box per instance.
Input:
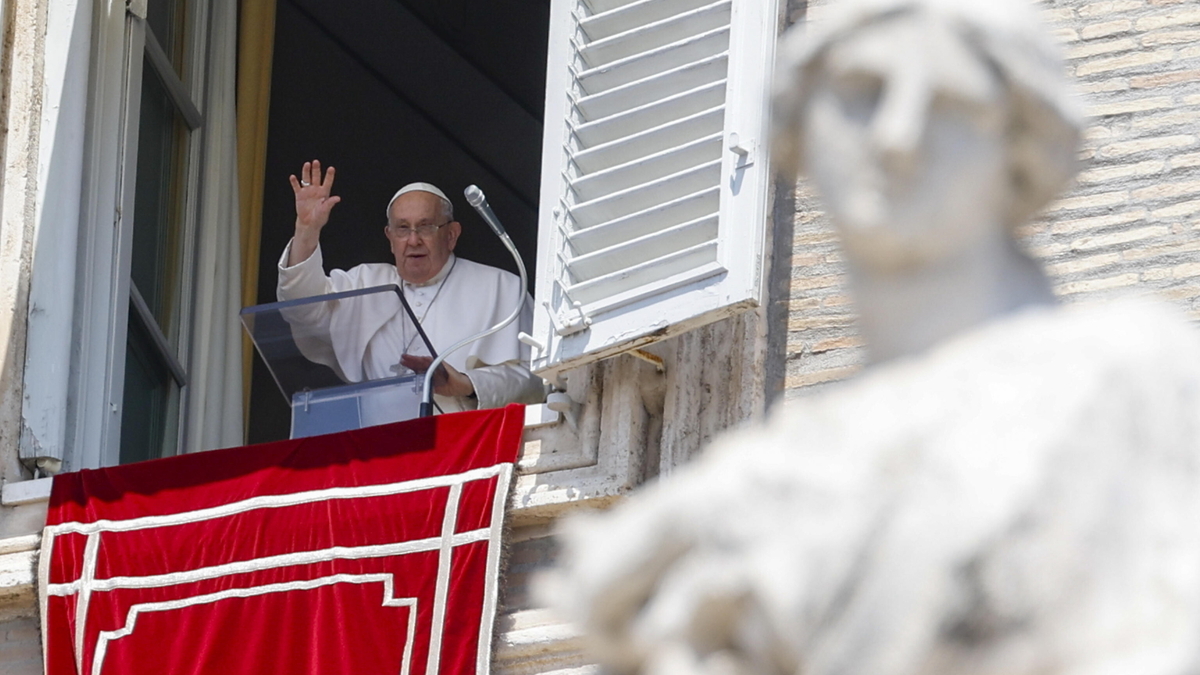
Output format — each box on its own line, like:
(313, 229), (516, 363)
(277, 240), (546, 415)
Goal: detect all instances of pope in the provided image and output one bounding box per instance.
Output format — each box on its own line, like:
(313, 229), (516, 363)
(277, 159), (547, 414)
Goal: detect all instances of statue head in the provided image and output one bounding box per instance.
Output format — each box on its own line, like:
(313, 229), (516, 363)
(772, 0), (1083, 272)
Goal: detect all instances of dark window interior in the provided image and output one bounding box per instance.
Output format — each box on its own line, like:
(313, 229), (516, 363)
(249, 0), (550, 443)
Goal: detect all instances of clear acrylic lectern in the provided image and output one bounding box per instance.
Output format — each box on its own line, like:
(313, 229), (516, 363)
(241, 284), (434, 438)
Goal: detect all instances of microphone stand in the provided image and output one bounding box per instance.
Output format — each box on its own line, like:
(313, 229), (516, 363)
(419, 186), (528, 417)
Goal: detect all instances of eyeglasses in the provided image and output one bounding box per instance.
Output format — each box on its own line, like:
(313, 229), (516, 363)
(387, 220), (450, 239)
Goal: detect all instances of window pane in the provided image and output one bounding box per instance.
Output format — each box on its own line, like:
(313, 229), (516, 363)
(146, 0), (185, 72)
(130, 55), (185, 343)
(119, 313), (179, 464)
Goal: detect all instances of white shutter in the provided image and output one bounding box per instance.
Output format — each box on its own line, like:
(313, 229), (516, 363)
(532, 0), (778, 379)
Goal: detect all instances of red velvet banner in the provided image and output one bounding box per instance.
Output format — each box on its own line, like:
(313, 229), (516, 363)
(40, 405), (525, 675)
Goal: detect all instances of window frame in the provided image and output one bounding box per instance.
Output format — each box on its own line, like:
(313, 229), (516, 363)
(69, 0), (210, 470)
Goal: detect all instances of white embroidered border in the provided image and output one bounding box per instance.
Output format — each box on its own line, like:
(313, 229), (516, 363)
(89, 574), (419, 675)
(44, 464), (506, 537)
(46, 529), (491, 596)
(476, 462), (512, 675)
(40, 462), (515, 675)
(426, 483), (462, 675)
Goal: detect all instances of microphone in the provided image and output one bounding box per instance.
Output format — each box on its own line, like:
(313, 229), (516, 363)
(419, 185), (529, 417)
(464, 185), (507, 238)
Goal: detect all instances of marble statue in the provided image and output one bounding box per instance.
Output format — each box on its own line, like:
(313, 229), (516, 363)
(539, 2), (1200, 675)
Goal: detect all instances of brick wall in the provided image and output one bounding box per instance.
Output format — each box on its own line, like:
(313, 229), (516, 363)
(786, 0), (1200, 395)
(0, 618), (40, 674)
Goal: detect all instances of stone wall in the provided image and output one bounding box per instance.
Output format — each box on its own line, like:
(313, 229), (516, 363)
(785, 0), (1200, 395)
(0, 618), (40, 674)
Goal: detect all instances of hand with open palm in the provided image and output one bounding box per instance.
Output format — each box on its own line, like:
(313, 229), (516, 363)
(287, 159), (342, 266)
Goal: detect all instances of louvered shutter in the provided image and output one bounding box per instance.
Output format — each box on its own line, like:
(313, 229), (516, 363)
(531, 0), (778, 379)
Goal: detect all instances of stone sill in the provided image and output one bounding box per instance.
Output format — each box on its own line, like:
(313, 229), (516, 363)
(1, 478), (51, 506)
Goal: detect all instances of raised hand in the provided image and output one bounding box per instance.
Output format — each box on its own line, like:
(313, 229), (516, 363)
(288, 160), (341, 265)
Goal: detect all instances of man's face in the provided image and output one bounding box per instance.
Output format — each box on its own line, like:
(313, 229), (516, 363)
(386, 191), (461, 284)
(801, 14), (1010, 273)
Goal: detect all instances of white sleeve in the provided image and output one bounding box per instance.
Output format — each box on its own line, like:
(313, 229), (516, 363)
(465, 362), (549, 409)
(277, 239), (333, 300)
(274, 239), (346, 381)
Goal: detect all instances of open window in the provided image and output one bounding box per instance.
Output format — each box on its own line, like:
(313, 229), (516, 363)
(243, 0), (777, 439)
(248, 0), (551, 441)
(17, 0), (779, 464)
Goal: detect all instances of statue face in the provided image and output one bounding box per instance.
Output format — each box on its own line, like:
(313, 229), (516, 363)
(802, 14), (1011, 273)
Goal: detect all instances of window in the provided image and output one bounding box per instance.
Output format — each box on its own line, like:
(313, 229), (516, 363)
(530, 0), (778, 380)
(117, 0), (201, 464)
(48, 0), (211, 469)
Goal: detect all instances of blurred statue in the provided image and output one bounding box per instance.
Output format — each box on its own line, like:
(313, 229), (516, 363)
(540, 2), (1200, 675)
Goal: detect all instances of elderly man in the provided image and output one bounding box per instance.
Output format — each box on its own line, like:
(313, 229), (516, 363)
(277, 159), (546, 414)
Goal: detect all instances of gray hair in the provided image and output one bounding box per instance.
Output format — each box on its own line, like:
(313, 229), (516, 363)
(772, 0), (1084, 226)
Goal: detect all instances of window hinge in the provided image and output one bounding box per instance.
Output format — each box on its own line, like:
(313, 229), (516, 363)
(126, 0), (147, 19)
(544, 298), (591, 337)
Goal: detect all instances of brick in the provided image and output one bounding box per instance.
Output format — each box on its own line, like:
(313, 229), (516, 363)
(1045, 252), (1121, 276)
(1067, 38), (1138, 60)
(1131, 69), (1200, 87)
(792, 232), (838, 246)
(1185, 94), (1200, 106)
(1181, 45), (1200, 60)
(1087, 96), (1174, 117)
(1152, 199), (1200, 218)
(823, 295), (853, 308)
(1161, 286), (1200, 302)
(1054, 28), (1081, 43)
(1027, 241), (1072, 258)
(1121, 238), (1200, 261)
(1173, 152), (1200, 168)
(1173, 262), (1200, 279)
(1078, 1), (1145, 19)
(1132, 109), (1200, 131)
(1058, 273), (1142, 294)
(786, 365), (861, 389)
(1135, 8), (1200, 31)
(1142, 267), (1174, 281)
(788, 314), (856, 332)
(1070, 225), (1169, 251)
(1078, 78), (1131, 93)
(1132, 179), (1200, 201)
(1080, 77), (1132, 94)
(1076, 49), (1175, 76)
(789, 297), (821, 311)
(1050, 209), (1147, 234)
(1047, 190), (1129, 212)
(1077, 159), (1166, 182)
(1084, 125), (1118, 141)
(1097, 134), (1196, 157)
(1082, 19), (1133, 39)
(1141, 28), (1200, 46)
(1042, 7), (1078, 23)
(790, 274), (841, 292)
(792, 254), (825, 267)
(811, 336), (863, 353)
